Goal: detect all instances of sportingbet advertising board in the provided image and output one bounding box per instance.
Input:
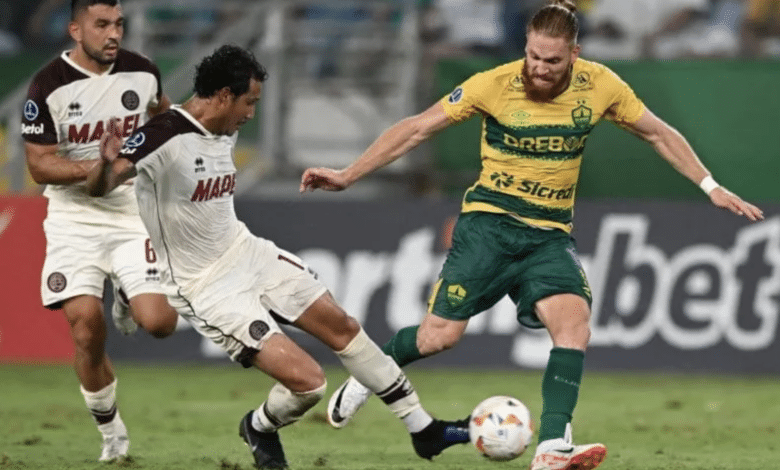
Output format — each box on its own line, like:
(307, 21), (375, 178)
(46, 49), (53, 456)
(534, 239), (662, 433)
(3, 197), (779, 372)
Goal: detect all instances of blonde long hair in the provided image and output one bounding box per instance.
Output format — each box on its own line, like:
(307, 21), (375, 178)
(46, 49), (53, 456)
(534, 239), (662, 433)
(527, 0), (579, 47)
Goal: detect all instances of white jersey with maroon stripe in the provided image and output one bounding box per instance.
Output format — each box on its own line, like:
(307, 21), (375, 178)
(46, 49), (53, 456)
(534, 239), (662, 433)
(121, 106), (242, 288)
(22, 49), (162, 223)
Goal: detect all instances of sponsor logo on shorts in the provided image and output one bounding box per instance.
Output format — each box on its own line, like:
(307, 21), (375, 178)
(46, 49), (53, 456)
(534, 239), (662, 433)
(24, 100), (39, 121)
(47, 272), (67, 293)
(145, 268), (160, 282)
(121, 90), (140, 110)
(446, 284), (467, 306)
(248, 320), (270, 340)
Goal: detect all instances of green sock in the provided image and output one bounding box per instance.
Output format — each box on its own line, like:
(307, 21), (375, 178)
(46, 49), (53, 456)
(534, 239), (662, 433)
(381, 326), (424, 367)
(538, 347), (585, 443)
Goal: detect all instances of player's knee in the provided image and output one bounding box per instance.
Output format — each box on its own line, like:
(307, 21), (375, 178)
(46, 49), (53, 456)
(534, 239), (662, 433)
(69, 315), (106, 351)
(138, 310), (177, 338)
(417, 328), (461, 355)
(551, 319), (591, 350)
(325, 314), (362, 351)
(415, 313), (467, 355)
(281, 362), (326, 393)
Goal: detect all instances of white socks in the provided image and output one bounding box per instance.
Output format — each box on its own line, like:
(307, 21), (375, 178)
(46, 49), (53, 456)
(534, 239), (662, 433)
(81, 379), (126, 437)
(252, 382), (327, 432)
(335, 328), (433, 432)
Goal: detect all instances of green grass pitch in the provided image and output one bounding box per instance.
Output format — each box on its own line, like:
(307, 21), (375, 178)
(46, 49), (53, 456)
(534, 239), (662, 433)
(2, 363), (779, 469)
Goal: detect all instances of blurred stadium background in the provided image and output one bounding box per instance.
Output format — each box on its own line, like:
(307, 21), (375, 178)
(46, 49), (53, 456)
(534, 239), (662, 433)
(1, 0), (780, 377)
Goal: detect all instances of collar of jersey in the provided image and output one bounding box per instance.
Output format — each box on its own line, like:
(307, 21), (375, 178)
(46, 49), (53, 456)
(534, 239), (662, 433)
(171, 105), (213, 137)
(61, 50), (116, 78)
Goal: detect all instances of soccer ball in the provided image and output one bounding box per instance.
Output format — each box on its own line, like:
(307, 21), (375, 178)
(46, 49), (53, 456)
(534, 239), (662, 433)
(469, 395), (534, 461)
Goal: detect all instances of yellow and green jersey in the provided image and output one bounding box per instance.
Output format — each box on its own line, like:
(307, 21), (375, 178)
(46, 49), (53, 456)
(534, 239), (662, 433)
(440, 58), (645, 232)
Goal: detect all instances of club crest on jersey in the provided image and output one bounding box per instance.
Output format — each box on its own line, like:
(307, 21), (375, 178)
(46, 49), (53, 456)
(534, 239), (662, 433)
(448, 87), (463, 104)
(121, 90), (140, 110)
(572, 102), (592, 128)
(24, 100), (39, 121)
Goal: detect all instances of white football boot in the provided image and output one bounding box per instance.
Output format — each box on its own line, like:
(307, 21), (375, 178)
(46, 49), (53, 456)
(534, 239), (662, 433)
(326, 376), (371, 428)
(529, 424), (607, 470)
(111, 285), (137, 335)
(98, 414), (130, 461)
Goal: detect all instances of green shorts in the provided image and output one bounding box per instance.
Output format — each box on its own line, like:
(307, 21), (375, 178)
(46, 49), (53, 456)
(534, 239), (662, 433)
(428, 212), (592, 329)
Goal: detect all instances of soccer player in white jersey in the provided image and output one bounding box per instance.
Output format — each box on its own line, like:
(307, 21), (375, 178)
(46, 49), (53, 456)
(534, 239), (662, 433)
(85, 44), (471, 469)
(21, 0), (178, 462)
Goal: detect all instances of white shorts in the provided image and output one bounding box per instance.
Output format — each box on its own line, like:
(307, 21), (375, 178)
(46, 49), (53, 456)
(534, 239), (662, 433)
(41, 216), (165, 309)
(169, 233), (328, 367)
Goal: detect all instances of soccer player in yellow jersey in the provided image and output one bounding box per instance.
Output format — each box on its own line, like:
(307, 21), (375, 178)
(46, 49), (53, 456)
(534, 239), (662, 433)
(300, 1), (763, 469)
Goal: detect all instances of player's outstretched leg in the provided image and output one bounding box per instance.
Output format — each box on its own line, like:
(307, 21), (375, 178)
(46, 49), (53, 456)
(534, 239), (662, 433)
(327, 376), (371, 428)
(529, 424), (606, 470)
(111, 285), (137, 335)
(410, 417), (471, 460)
(239, 410), (288, 469)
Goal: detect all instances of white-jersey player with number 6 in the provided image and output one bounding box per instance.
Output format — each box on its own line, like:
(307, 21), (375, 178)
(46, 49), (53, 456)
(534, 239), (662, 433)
(21, 0), (178, 462)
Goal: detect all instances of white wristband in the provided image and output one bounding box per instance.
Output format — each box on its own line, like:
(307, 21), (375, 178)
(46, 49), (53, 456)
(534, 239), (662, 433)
(699, 175), (720, 195)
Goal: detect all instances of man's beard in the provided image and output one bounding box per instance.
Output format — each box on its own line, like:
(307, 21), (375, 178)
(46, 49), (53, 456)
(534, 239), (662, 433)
(84, 43), (118, 66)
(521, 62), (571, 102)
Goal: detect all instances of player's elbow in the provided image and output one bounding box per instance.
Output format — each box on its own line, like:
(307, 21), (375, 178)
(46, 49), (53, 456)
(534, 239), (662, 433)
(26, 165), (48, 185)
(86, 181), (108, 197)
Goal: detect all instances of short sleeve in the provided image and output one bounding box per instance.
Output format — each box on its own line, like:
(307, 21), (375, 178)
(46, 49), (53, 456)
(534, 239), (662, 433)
(120, 128), (169, 182)
(601, 66), (645, 126)
(21, 81), (58, 145)
(439, 71), (494, 124)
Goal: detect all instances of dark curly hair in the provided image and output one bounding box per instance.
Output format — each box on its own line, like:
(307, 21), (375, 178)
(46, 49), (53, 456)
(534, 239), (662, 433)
(71, 0), (119, 20)
(194, 45), (269, 98)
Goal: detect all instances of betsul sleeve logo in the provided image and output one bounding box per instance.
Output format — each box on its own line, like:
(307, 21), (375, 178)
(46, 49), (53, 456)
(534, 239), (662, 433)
(23, 100), (39, 121)
(120, 131), (146, 155)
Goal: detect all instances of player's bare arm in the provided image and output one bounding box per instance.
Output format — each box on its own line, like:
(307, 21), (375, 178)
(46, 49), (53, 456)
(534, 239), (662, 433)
(300, 101), (451, 193)
(25, 142), (98, 185)
(86, 119), (136, 196)
(621, 108), (764, 222)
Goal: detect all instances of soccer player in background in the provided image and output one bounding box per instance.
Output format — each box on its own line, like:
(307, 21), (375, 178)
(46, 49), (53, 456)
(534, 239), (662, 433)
(21, 0), (177, 461)
(299, 1), (764, 469)
(86, 44), (470, 469)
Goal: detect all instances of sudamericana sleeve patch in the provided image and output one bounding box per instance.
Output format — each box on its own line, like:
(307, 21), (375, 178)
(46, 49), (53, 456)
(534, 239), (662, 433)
(119, 110), (201, 164)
